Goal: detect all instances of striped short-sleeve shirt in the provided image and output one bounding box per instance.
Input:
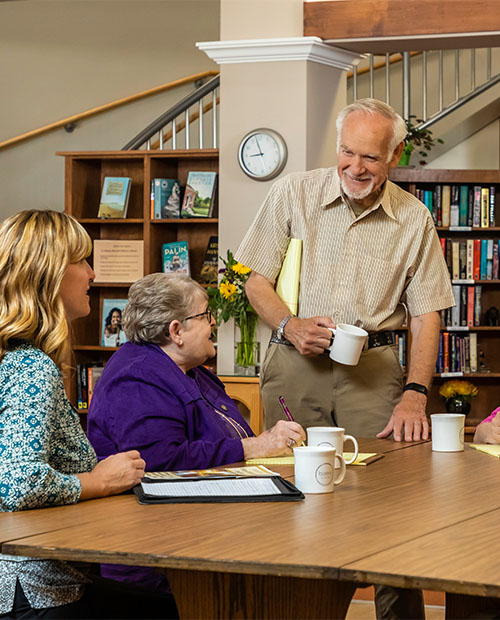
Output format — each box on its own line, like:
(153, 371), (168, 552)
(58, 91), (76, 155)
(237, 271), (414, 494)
(235, 167), (454, 332)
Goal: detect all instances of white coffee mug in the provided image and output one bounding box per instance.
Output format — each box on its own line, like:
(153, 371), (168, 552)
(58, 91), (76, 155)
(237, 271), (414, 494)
(307, 426), (359, 466)
(327, 324), (368, 366)
(293, 446), (346, 494)
(431, 413), (465, 452)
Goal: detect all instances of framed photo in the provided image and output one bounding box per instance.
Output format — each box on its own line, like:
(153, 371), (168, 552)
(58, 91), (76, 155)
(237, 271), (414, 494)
(101, 299), (129, 347)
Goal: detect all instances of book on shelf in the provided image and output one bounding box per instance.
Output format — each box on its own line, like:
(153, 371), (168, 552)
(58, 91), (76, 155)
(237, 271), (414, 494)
(93, 240), (144, 283)
(450, 186), (460, 227)
(98, 177), (132, 219)
(480, 239), (488, 280)
(489, 185), (496, 227)
(151, 178), (181, 219)
(180, 171), (217, 218)
(441, 185), (451, 228)
(470, 332), (478, 372)
(473, 186), (482, 228)
(76, 363), (105, 409)
(481, 187), (490, 228)
(101, 299), (129, 348)
(162, 241), (190, 275)
(451, 242), (460, 280)
(466, 239), (474, 280)
(493, 240), (499, 279)
(459, 241), (467, 280)
(197, 235), (218, 287)
(459, 185), (468, 227)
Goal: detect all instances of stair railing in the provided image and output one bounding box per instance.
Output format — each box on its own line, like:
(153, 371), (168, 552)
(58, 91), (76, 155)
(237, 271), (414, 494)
(123, 74), (219, 151)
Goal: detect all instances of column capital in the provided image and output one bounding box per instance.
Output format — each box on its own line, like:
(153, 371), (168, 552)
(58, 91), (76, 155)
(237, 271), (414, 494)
(197, 37), (364, 70)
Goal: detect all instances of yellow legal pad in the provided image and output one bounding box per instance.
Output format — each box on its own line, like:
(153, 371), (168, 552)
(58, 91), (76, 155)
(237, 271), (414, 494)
(246, 453), (382, 466)
(469, 444), (500, 458)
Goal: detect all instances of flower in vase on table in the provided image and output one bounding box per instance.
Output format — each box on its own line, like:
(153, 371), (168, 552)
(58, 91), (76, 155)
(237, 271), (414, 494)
(207, 251), (258, 368)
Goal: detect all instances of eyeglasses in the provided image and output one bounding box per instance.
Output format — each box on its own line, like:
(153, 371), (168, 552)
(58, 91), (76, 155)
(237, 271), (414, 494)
(183, 309), (214, 324)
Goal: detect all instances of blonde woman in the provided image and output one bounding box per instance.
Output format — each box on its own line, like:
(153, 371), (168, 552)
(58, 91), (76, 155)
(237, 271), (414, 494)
(0, 211), (177, 619)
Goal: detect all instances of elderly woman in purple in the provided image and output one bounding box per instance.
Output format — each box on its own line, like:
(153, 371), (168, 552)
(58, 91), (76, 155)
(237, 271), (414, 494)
(87, 272), (304, 592)
(474, 405), (500, 444)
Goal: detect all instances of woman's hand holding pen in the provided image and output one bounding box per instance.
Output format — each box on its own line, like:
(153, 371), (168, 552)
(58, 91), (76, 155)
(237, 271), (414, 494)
(241, 420), (306, 460)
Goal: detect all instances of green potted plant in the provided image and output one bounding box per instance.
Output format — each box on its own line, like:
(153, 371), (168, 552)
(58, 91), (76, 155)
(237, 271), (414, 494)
(399, 115), (444, 166)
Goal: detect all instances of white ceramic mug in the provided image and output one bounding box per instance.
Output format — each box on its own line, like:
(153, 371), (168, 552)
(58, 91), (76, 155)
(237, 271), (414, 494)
(327, 324), (368, 366)
(293, 446), (346, 494)
(306, 426), (359, 466)
(431, 413), (465, 452)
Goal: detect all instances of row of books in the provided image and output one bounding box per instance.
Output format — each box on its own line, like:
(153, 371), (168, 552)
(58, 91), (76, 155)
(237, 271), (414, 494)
(97, 172), (218, 219)
(435, 332), (478, 374)
(161, 236), (218, 287)
(441, 285), (482, 328)
(414, 184), (496, 228)
(150, 172), (218, 219)
(76, 363), (104, 410)
(441, 238), (500, 281)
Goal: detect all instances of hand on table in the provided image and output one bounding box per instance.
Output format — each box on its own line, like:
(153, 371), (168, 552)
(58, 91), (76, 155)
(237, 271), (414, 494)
(242, 420), (306, 459)
(376, 391), (429, 442)
(284, 316), (335, 356)
(80, 450), (146, 499)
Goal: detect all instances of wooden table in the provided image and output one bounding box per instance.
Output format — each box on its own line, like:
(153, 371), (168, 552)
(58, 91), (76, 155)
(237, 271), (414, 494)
(3, 439), (500, 619)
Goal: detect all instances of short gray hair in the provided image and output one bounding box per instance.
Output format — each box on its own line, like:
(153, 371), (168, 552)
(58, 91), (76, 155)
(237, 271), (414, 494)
(123, 273), (207, 344)
(336, 98), (407, 159)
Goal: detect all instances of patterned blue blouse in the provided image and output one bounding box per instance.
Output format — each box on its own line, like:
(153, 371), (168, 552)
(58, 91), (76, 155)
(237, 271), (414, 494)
(0, 342), (98, 613)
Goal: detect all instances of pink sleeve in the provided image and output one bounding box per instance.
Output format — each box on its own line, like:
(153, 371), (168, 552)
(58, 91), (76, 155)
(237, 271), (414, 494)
(479, 406), (500, 425)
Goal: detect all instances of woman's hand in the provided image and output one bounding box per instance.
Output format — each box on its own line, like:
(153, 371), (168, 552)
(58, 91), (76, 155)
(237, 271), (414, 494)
(241, 420), (306, 460)
(474, 414), (500, 444)
(77, 450), (146, 500)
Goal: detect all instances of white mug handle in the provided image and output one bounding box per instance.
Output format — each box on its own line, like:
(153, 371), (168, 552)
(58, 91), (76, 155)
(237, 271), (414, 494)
(333, 454), (346, 485)
(343, 435), (359, 465)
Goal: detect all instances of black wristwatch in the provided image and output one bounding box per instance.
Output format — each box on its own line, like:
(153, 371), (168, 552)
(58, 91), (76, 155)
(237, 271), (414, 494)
(276, 315), (293, 341)
(403, 382), (429, 397)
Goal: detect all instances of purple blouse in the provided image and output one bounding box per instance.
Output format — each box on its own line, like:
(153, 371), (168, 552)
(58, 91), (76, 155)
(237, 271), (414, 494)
(87, 341), (255, 591)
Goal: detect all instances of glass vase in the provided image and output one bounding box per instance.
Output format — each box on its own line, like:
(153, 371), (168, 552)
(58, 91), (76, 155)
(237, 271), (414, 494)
(445, 396), (471, 416)
(234, 312), (259, 376)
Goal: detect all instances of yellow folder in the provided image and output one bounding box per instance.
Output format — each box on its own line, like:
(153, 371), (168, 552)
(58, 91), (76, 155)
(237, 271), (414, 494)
(275, 238), (302, 316)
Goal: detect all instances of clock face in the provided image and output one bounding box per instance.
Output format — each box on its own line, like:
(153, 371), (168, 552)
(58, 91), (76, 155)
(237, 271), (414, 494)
(238, 129), (287, 181)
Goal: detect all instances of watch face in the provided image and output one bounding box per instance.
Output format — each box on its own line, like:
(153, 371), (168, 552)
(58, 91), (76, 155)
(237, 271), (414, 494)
(238, 129), (287, 181)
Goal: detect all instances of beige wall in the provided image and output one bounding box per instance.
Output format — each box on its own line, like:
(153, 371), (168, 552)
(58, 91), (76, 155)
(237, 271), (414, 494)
(0, 0), (220, 218)
(220, 0), (303, 39)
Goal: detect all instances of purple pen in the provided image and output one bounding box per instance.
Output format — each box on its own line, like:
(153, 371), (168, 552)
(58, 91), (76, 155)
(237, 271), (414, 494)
(278, 396), (294, 422)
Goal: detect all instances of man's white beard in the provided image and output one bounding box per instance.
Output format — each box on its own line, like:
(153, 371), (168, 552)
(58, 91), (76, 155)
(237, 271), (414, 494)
(340, 174), (377, 202)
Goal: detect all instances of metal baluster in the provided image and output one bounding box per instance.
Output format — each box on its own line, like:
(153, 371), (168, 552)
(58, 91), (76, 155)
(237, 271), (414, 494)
(199, 98), (204, 149)
(385, 53), (390, 104)
(402, 52), (411, 121)
(369, 54), (374, 99)
(353, 64), (358, 101)
(455, 50), (460, 100)
(422, 51), (428, 121)
(172, 118), (177, 150)
(146, 139), (151, 151)
(471, 49), (476, 91)
(159, 129), (163, 150)
(212, 89), (217, 148)
(439, 51), (444, 112)
(185, 109), (190, 149)
(487, 48), (492, 81)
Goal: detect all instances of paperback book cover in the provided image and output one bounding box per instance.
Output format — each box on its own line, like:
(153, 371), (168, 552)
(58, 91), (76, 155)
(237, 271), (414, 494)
(180, 171), (217, 218)
(101, 299), (129, 348)
(152, 178), (181, 219)
(162, 241), (190, 275)
(98, 177), (132, 218)
(198, 235), (218, 286)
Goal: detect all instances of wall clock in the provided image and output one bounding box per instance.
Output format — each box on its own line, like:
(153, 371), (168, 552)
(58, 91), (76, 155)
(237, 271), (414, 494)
(238, 128), (288, 181)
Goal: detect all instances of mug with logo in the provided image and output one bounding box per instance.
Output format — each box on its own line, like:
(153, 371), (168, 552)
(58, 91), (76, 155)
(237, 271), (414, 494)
(431, 413), (465, 452)
(307, 426), (359, 466)
(327, 324), (368, 366)
(293, 446), (346, 494)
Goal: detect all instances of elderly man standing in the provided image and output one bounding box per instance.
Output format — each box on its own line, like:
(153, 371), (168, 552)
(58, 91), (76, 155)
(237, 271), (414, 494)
(236, 98), (454, 443)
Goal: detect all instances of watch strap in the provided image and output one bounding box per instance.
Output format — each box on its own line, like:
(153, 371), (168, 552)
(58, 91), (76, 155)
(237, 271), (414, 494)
(277, 314), (293, 340)
(403, 382), (429, 397)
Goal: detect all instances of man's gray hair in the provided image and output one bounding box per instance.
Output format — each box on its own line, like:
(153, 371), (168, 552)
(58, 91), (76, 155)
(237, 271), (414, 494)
(336, 98), (407, 159)
(123, 273), (207, 344)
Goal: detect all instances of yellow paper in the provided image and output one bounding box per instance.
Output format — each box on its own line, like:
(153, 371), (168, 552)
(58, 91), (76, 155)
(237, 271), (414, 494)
(275, 239), (302, 315)
(246, 453), (378, 466)
(469, 444), (500, 458)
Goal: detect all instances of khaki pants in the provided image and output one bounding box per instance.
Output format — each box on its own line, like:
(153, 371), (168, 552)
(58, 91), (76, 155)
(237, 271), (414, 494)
(260, 343), (405, 436)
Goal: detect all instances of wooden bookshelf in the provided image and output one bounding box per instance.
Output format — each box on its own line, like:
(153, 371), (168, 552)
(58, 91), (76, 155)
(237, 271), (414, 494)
(390, 169), (500, 428)
(58, 149), (219, 411)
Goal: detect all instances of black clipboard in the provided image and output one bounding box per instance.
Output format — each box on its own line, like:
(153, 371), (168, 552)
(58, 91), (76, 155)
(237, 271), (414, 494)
(134, 475), (304, 504)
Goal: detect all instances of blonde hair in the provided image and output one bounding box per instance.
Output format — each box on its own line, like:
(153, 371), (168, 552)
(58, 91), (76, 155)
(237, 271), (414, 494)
(0, 210), (92, 366)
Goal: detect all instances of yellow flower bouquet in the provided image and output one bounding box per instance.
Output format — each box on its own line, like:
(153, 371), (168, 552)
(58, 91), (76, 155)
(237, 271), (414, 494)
(439, 380), (478, 415)
(207, 251), (258, 371)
